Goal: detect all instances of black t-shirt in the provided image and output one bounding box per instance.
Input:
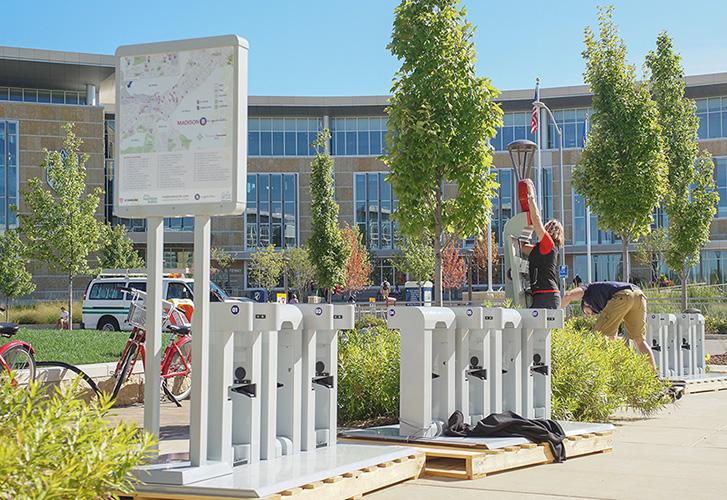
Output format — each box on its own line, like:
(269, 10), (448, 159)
(581, 281), (634, 313)
(528, 241), (559, 293)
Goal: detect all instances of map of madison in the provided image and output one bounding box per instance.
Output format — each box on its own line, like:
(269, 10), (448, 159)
(119, 47), (234, 155)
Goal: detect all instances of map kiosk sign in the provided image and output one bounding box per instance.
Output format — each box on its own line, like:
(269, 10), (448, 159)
(114, 35), (247, 217)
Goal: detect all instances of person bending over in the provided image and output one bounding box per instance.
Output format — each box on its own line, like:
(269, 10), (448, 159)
(520, 180), (564, 309)
(562, 281), (656, 369)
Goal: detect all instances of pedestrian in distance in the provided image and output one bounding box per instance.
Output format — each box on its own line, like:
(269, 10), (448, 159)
(289, 293), (299, 304)
(520, 179), (564, 310)
(57, 306), (70, 330)
(561, 281), (656, 369)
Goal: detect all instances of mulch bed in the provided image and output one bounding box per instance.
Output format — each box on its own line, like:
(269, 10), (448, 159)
(710, 353), (727, 365)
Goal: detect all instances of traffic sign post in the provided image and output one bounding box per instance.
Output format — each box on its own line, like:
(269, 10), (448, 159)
(114, 35), (247, 479)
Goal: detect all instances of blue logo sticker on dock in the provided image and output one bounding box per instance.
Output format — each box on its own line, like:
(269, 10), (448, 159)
(231, 305), (239, 315)
(315, 307), (323, 316)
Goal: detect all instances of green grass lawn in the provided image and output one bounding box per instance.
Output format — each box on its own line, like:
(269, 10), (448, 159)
(10, 328), (132, 365)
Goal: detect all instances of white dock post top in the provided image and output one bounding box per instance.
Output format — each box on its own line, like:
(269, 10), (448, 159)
(651, 313), (677, 325)
(483, 307), (522, 329)
(386, 306), (455, 331)
(544, 309), (565, 329)
(252, 302), (303, 331)
(518, 309), (549, 329)
(295, 303), (335, 330)
(209, 300), (254, 333)
(332, 304), (356, 330)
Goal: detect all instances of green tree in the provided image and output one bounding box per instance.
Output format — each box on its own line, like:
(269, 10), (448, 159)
(211, 246), (234, 290)
(394, 235), (434, 286)
(18, 123), (104, 329)
(573, 6), (667, 282)
(285, 246), (317, 300)
(0, 229), (35, 321)
(98, 223), (144, 270)
(249, 245), (284, 297)
(308, 129), (349, 301)
(385, 0), (501, 305)
(646, 32), (719, 309)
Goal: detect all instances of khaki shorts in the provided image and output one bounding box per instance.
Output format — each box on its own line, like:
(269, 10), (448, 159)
(594, 289), (647, 341)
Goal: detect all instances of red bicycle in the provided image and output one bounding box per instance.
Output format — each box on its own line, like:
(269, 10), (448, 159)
(0, 320), (35, 386)
(111, 288), (193, 405)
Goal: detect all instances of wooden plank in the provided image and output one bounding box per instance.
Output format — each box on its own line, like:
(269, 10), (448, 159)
(682, 377), (727, 394)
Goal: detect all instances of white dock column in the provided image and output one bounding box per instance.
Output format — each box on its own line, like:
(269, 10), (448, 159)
(296, 304), (334, 452)
(694, 314), (706, 375)
(320, 304), (354, 447)
(666, 316), (680, 377)
(677, 313), (695, 377)
(518, 309), (549, 419)
(647, 314), (675, 378)
(208, 301), (253, 466)
(387, 306), (455, 438)
(144, 216), (164, 449)
(501, 312), (524, 415)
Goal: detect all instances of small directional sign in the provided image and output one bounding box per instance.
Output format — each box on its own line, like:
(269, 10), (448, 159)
(559, 265), (568, 279)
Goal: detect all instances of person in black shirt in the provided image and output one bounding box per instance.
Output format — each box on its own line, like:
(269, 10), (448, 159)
(520, 180), (564, 309)
(562, 281), (656, 369)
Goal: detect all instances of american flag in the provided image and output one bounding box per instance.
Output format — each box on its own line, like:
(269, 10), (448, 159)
(530, 85), (539, 136)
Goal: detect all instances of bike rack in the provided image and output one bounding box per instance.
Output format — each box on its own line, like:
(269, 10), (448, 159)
(647, 313), (676, 379)
(520, 308), (562, 419)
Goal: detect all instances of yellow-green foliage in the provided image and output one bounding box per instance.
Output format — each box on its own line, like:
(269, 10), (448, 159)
(9, 301), (82, 324)
(338, 323), (400, 424)
(0, 378), (154, 499)
(552, 320), (670, 422)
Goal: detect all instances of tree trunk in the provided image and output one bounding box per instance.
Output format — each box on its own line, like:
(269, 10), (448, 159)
(621, 237), (630, 283)
(680, 267), (688, 311)
(68, 274), (73, 331)
(4, 297), (8, 322)
(434, 188), (443, 307)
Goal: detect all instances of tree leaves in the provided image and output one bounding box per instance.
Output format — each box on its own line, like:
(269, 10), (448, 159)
(98, 223), (144, 270)
(249, 245), (284, 293)
(0, 229), (35, 317)
(308, 129), (349, 291)
(342, 223), (372, 295)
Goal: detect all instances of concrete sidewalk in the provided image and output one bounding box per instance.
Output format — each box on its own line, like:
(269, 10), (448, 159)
(109, 391), (727, 499)
(370, 391), (727, 500)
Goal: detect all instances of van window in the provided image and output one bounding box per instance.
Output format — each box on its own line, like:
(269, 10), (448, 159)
(89, 282), (125, 300)
(167, 282), (192, 300)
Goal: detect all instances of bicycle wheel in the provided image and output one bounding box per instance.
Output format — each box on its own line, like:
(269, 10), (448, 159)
(162, 339), (192, 401)
(112, 344), (137, 400)
(36, 361), (101, 403)
(2, 345), (35, 385)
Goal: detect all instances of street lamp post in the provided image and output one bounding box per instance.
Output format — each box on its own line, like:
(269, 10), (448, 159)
(462, 247), (474, 304)
(533, 100), (566, 295)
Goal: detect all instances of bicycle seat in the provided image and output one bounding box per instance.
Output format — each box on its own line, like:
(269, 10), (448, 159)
(167, 324), (191, 335)
(0, 323), (20, 337)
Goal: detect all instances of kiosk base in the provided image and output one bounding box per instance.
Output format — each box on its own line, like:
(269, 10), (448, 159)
(132, 444), (420, 498)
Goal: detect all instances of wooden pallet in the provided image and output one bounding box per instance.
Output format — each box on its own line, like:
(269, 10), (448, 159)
(341, 431), (613, 480)
(677, 375), (727, 395)
(122, 451), (425, 500)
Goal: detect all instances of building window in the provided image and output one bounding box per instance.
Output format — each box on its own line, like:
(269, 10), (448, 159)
(574, 254), (623, 283)
(696, 98), (726, 140)
(548, 108), (590, 149)
(714, 157), (727, 218)
(0, 87), (86, 105)
(572, 191), (618, 245)
(0, 120), (19, 229)
(491, 112), (537, 151)
(248, 118), (322, 157)
(354, 172), (397, 250)
(332, 117), (388, 156)
(245, 173), (297, 249)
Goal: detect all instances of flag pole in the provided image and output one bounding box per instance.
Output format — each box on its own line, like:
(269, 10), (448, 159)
(535, 78), (542, 209)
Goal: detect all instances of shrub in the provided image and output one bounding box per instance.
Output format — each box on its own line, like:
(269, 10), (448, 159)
(551, 320), (670, 422)
(338, 324), (399, 424)
(354, 314), (388, 331)
(10, 301), (82, 324)
(0, 378), (154, 498)
(705, 312), (727, 334)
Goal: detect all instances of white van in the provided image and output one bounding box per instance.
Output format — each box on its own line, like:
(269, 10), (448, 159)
(81, 270), (229, 331)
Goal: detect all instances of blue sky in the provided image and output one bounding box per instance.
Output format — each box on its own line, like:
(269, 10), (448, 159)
(2, 0), (725, 95)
